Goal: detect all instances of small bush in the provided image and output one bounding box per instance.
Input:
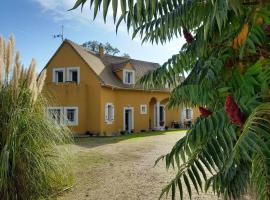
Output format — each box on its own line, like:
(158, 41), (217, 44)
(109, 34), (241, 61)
(0, 35), (72, 199)
(120, 130), (126, 135)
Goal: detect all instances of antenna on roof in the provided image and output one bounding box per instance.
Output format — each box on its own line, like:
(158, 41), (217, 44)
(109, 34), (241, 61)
(53, 25), (64, 42)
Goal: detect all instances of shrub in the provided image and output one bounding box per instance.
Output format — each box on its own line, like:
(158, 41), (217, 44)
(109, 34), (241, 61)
(0, 35), (72, 199)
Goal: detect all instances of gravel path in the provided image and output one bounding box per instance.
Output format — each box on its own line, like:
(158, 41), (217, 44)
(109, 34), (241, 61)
(57, 132), (229, 200)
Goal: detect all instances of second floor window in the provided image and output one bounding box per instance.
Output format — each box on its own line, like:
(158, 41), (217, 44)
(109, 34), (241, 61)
(67, 67), (80, 84)
(52, 67), (80, 84)
(123, 70), (135, 85)
(53, 68), (65, 83)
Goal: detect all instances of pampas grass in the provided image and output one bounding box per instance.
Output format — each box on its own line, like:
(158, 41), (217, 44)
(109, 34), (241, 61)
(0, 35), (72, 199)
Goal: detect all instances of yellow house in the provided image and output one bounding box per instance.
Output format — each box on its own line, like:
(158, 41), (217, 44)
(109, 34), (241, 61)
(42, 40), (199, 136)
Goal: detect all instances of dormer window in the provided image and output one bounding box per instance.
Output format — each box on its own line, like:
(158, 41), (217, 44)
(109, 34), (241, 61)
(123, 69), (135, 85)
(53, 68), (65, 83)
(67, 67), (80, 84)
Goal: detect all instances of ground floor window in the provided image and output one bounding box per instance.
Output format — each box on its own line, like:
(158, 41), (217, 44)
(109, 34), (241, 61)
(186, 109), (192, 119)
(47, 106), (78, 126)
(140, 104), (147, 114)
(105, 103), (114, 124)
(47, 107), (63, 124)
(182, 108), (193, 121)
(64, 107), (78, 126)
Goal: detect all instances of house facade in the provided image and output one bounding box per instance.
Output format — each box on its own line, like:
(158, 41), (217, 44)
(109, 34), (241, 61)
(42, 40), (199, 136)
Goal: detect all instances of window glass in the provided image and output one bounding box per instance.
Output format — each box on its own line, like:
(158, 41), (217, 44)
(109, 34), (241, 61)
(67, 109), (75, 122)
(71, 70), (78, 82)
(68, 69), (78, 83)
(48, 108), (62, 124)
(124, 71), (134, 84)
(140, 105), (147, 114)
(186, 109), (192, 119)
(105, 104), (114, 123)
(56, 71), (63, 83)
(108, 105), (113, 121)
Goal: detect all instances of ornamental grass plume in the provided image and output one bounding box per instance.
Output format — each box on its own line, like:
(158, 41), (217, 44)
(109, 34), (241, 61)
(0, 35), (73, 199)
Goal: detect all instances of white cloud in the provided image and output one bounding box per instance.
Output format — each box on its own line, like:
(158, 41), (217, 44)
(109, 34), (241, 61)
(31, 0), (126, 33)
(31, 0), (185, 63)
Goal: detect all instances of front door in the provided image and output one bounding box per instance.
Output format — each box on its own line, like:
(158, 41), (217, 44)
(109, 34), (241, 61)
(159, 106), (165, 125)
(124, 108), (133, 133)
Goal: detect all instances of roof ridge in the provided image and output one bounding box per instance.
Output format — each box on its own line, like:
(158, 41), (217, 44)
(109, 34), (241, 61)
(65, 39), (160, 65)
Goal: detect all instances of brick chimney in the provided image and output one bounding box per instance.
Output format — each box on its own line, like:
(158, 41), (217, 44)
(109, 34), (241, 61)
(99, 44), (104, 57)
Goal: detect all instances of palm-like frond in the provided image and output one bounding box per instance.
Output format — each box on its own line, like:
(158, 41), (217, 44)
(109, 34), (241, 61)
(70, 0), (270, 199)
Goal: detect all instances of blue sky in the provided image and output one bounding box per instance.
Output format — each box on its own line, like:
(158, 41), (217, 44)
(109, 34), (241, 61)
(0, 0), (185, 72)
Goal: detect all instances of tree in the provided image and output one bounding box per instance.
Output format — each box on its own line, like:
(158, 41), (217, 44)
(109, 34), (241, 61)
(104, 42), (120, 55)
(82, 41), (121, 55)
(71, 1), (270, 199)
(122, 53), (131, 58)
(82, 40), (99, 52)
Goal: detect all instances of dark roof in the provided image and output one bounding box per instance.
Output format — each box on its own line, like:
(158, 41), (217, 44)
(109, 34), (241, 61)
(65, 40), (168, 91)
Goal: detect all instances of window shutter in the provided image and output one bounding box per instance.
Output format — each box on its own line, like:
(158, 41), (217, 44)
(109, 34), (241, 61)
(111, 105), (115, 121)
(190, 109), (193, 120)
(181, 109), (186, 123)
(105, 104), (108, 122)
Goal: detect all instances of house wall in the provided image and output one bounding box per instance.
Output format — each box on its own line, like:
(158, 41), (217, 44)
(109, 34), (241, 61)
(42, 42), (102, 134)
(100, 87), (184, 135)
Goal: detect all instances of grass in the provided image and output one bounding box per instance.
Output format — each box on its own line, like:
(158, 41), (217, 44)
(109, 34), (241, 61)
(74, 130), (186, 149)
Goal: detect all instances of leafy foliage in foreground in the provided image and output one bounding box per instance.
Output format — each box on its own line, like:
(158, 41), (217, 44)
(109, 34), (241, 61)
(0, 36), (72, 199)
(71, 0), (270, 199)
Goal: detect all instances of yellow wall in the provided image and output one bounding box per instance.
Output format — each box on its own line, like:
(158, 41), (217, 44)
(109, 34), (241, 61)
(43, 42), (102, 134)
(100, 87), (181, 135)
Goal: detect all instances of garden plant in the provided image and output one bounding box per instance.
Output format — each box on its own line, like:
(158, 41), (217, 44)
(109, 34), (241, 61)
(71, 0), (270, 199)
(0, 35), (72, 199)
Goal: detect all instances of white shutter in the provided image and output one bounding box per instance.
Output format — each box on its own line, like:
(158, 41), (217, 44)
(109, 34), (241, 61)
(111, 105), (115, 121)
(105, 104), (109, 122)
(190, 109), (193, 120)
(181, 109), (186, 123)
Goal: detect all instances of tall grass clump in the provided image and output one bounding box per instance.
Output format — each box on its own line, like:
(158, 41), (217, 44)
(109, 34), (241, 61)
(0, 35), (72, 199)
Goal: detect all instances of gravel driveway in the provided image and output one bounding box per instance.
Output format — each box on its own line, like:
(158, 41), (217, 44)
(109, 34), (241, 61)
(57, 131), (242, 200)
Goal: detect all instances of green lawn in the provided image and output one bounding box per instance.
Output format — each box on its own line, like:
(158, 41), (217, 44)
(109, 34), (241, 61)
(74, 129), (187, 148)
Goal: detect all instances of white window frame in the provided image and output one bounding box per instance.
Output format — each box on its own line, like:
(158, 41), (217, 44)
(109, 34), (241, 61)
(140, 104), (147, 115)
(67, 67), (80, 84)
(52, 68), (65, 83)
(46, 107), (64, 125)
(181, 107), (193, 122)
(64, 107), (79, 126)
(123, 69), (135, 85)
(105, 103), (115, 124)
